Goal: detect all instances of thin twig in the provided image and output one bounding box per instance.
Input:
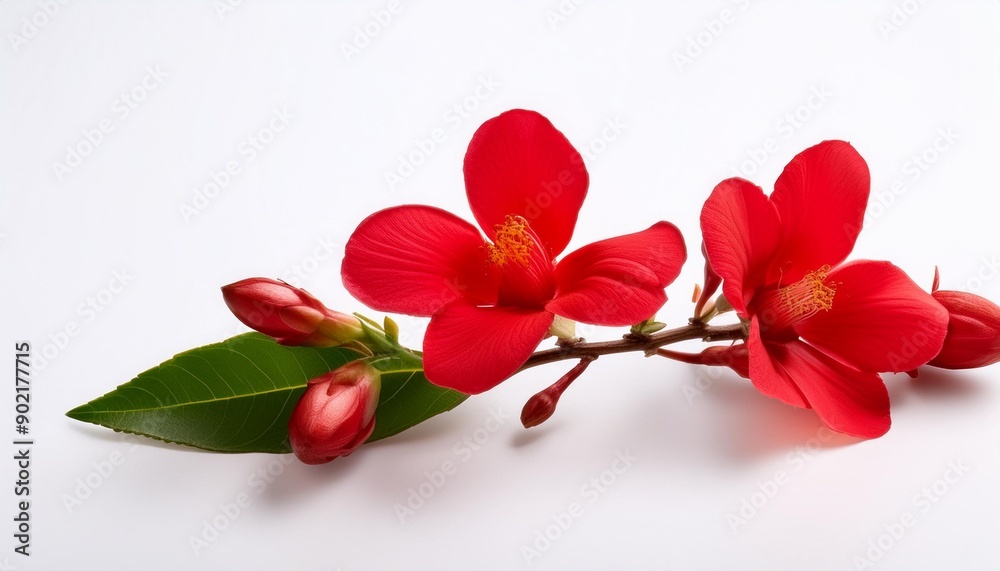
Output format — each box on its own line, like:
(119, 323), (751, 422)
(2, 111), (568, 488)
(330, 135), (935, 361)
(518, 321), (747, 372)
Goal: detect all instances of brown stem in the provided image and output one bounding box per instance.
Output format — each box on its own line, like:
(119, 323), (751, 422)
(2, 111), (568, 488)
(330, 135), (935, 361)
(518, 321), (747, 372)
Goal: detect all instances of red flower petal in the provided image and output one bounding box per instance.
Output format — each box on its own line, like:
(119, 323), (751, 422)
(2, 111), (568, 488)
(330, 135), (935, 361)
(761, 339), (891, 438)
(546, 222), (687, 325)
(796, 260), (949, 372)
(423, 303), (554, 394)
(464, 109), (588, 258)
(769, 140), (870, 284)
(700, 178), (780, 316)
(342, 206), (497, 316)
(747, 319), (809, 408)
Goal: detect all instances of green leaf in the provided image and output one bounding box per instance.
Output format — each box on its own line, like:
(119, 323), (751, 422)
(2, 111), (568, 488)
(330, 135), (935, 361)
(66, 333), (467, 453)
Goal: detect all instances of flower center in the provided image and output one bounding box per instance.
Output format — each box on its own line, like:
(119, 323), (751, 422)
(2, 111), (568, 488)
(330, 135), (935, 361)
(486, 215), (533, 268)
(755, 265), (837, 334)
(777, 265), (836, 318)
(483, 215), (555, 308)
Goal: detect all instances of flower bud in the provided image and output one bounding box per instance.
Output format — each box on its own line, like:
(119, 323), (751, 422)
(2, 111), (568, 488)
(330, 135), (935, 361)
(288, 361), (381, 464)
(657, 344), (749, 378)
(520, 389), (558, 429)
(222, 278), (364, 347)
(694, 241), (722, 320)
(520, 357), (594, 428)
(928, 290), (1000, 369)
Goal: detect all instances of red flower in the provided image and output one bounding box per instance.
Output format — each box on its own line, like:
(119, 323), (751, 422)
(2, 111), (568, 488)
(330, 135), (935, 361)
(928, 271), (1000, 369)
(700, 140), (948, 438)
(288, 361), (381, 465)
(342, 109), (686, 394)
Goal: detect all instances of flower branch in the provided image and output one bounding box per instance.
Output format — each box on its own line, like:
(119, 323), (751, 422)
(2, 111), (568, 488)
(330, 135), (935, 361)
(66, 109), (1000, 465)
(518, 320), (748, 372)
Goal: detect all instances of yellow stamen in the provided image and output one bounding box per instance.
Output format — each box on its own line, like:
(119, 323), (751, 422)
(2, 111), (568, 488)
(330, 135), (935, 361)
(777, 265), (837, 318)
(486, 215), (534, 268)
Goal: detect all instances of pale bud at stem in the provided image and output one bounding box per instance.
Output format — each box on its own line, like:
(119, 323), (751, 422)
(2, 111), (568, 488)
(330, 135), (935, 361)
(547, 315), (576, 340)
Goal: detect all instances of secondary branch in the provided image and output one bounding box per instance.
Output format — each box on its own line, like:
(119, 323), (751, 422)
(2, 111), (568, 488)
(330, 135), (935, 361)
(518, 321), (747, 372)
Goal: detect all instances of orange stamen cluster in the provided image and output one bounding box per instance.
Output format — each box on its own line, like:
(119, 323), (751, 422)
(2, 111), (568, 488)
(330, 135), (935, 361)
(778, 265), (837, 318)
(486, 215), (533, 268)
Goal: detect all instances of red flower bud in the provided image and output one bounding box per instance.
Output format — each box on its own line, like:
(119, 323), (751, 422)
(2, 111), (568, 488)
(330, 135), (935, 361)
(694, 241), (722, 319)
(657, 344), (750, 378)
(520, 389), (558, 429)
(928, 290), (1000, 370)
(520, 357), (594, 428)
(288, 361), (381, 464)
(222, 278), (364, 347)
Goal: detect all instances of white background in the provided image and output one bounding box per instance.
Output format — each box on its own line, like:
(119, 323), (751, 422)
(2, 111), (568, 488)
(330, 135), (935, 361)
(2, 1), (999, 570)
